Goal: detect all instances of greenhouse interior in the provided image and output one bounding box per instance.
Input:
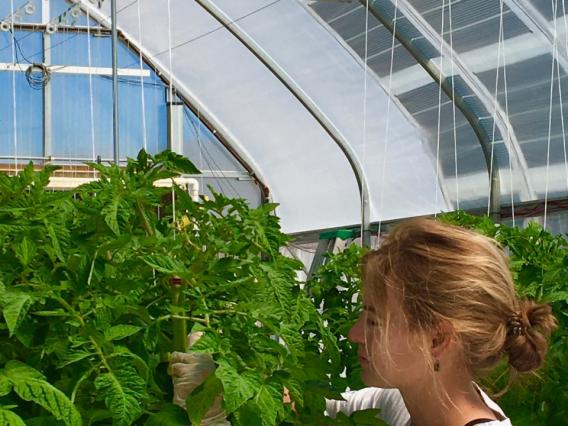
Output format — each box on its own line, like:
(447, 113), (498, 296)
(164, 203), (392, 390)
(0, 0), (567, 425)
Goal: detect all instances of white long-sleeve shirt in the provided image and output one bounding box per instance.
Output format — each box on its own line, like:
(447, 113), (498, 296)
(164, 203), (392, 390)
(325, 385), (512, 426)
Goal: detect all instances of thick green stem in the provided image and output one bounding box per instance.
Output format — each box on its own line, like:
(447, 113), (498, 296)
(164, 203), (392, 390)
(170, 282), (187, 352)
(135, 199), (155, 237)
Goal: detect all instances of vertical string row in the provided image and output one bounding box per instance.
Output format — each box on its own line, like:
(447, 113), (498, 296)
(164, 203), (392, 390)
(136, 0), (147, 151)
(544, 0), (560, 230)
(501, 24), (514, 226)
(561, 1), (568, 197)
(377, 0), (399, 245)
(166, 0), (176, 236)
(434, 0), (446, 217)
(488, 0), (505, 216)
(10, 0), (18, 173)
(448, 0), (459, 210)
(362, 0), (369, 245)
(86, 6), (97, 177)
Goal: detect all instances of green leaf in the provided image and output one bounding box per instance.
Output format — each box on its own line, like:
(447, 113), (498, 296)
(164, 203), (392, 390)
(104, 324), (143, 341)
(544, 291), (568, 303)
(145, 404), (188, 426)
(58, 351), (94, 368)
(215, 359), (258, 414)
(4, 361), (82, 426)
(253, 381), (283, 426)
(14, 237), (37, 267)
(0, 292), (33, 336)
(0, 407), (26, 426)
(94, 362), (146, 426)
(0, 375), (12, 397)
(186, 374), (223, 425)
(142, 255), (188, 276)
(153, 150), (201, 175)
(102, 197), (121, 236)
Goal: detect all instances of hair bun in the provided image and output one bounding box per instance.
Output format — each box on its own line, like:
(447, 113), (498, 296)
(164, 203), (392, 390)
(504, 300), (557, 373)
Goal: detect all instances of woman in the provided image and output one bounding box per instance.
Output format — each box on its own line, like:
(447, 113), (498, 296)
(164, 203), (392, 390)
(326, 218), (557, 425)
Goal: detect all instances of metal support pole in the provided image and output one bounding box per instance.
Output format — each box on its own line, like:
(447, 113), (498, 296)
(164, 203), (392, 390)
(111, 0), (119, 164)
(362, 0), (504, 222)
(42, 0), (52, 159)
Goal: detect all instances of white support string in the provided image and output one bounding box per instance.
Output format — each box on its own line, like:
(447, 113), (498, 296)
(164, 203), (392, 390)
(362, 0), (369, 226)
(498, 0), (514, 226)
(544, 0), (560, 230)
(167, 0), (176, 237)
(86, 6), (97, 177)
(561, 0), (568, 197)
(167, 0), (174, 107)
(377, 0), (399, 245)
(488, 1), (505, 217)
(197, 109), (204, 192)
(448, 0), (459, 210)
(136, 0), (147, 151)
(10, 0), (18, 174)
(434, 0), (446, 217)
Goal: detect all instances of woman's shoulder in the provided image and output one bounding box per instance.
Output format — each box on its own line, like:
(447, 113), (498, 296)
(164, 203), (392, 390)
(325, 387), (410, 425)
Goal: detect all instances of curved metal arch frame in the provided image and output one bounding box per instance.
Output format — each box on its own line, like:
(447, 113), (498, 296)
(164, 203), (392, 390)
(74, 0), (271, 202)
(196, 0), (372, 246)
(504, 0), (568, 73)
(364, 0), (536, 219)
(298, 0), (454, 212)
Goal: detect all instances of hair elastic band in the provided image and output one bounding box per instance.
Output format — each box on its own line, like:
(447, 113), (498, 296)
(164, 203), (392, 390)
(507, 313), (526, 337)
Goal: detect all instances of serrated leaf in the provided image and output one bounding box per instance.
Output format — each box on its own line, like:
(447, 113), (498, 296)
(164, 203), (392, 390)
(142, 255), (187, 276)
(0, 375), (12, 397)
(186, 374), (223, 425)
(14, 237), (36, 267)
(1, 292), (33, 336)
(0, 407), (26, 426)
(94, 362), (146, 426)
(145, 403), (188, 426)
(4, 361), (82, 426)
(104, 325), (143, 341)
(215, 359), (258, 414)
(153, 151), (201, 175)
(58, 350), (94, 368)
(44, 221), (65, 262)
(102, 197), (121, 236)
(253, 381), (283, 426)
(544, 291), (568, 303)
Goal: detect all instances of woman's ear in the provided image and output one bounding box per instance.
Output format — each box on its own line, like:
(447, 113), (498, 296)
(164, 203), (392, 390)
(430, 321), (454, 358)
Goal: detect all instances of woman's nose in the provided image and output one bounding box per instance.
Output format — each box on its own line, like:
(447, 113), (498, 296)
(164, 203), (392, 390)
(348, 316), (365, 344)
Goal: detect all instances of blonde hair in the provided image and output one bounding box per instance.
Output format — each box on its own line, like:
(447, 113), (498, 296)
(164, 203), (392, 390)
(363, 218), (557, 377)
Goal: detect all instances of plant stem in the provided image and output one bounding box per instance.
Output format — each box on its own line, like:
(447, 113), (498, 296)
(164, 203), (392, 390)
(170, 282), (187, 352)
(135, 198), (155, 237)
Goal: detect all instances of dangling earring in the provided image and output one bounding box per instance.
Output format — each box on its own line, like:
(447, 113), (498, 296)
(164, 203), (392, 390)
(434, 359), (440, 372)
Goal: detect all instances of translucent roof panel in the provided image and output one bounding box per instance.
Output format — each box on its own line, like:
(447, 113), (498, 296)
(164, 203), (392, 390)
(85, 0), (446, 234)
(309, 1), (492, 210)
(310, 0), (568, 213)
